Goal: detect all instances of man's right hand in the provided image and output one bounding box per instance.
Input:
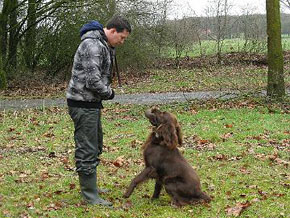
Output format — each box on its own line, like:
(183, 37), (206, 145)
(108, 89), (115, 100)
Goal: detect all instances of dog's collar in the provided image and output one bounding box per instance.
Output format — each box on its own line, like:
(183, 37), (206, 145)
(153, 124), (163, 130)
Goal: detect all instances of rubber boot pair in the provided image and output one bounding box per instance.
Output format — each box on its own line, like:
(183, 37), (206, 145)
(78, 172), (112, 206)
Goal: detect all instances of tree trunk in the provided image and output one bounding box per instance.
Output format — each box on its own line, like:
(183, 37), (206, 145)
(24, 0), (37, 70)
(0, 47), (7, 89)
(0, 0), (9, 66)
(7, 0), (19, 72)
(266, 0), (285, 98)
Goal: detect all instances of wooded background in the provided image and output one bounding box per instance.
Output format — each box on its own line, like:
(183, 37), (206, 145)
(0, 0), (288, 98)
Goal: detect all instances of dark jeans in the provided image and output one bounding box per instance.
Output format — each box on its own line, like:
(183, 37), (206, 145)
(68, 107), (103, 174)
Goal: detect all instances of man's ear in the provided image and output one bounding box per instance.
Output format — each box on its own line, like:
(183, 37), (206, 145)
(111, 28), (117, 34)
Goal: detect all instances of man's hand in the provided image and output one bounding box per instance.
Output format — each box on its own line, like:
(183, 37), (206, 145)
(108, 89), (115, 100)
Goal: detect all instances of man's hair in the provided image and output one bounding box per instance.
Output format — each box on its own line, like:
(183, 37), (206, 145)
(106, 15), (131, 33)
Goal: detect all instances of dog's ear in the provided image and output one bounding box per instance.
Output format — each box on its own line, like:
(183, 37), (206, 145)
(157, 124), (178, 149)
(176, 123), (183, 146)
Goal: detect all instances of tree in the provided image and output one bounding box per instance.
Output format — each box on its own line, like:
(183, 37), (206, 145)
(24, 0), (37, 70)
(0, 0), (9, 68)
(266, 0), (285, 98)
(205, 0), (232, 64)
(7, 0), (18, 71)
(280, 0), (290, 8)
(167, 16), (198, 66)
(0, 48), (7, 89)
(0, 0), (73, 76)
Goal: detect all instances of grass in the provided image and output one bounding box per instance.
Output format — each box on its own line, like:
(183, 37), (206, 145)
(120, 65), (276, 94)
(167, 38), (290, 58)
(0, 64), (278, 99)
(0, 100), (289, 217)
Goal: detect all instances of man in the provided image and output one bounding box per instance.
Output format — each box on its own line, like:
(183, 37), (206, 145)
(66, 15), (131, 206)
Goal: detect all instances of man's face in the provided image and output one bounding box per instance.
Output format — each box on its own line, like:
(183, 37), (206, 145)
(107, 28), (129, 47)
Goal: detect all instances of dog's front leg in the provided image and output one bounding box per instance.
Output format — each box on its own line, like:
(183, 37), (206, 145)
(123, 167), (155, 198)
(152, 179), (163, 199)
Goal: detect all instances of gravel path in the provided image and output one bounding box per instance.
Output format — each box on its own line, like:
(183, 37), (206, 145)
(0, 90), (288, 111)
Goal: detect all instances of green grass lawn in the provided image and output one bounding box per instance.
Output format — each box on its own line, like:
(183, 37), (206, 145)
(120, 65), (272, 94)
(167, 38), (290, 58)
(1, 63), (281, 99)
(0, 100), (289, 217)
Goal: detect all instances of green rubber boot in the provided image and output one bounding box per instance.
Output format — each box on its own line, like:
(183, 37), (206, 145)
(78, 172), (112, 206)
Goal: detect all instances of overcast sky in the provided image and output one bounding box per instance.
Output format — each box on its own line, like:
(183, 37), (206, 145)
(170, 0), (290, 18)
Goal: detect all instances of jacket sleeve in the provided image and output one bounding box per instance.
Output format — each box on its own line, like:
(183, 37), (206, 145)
(82, 40), (113, 99)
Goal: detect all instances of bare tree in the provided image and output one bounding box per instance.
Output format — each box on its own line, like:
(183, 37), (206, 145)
(167, 16), (197, 67)
(153, 0), (173, 55)
(280, 0), (290, 8)
(236, 8), (267, 53)
(205, 0), (232, 64)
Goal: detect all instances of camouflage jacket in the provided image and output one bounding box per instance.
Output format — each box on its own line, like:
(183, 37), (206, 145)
(66, 29), (114, 104)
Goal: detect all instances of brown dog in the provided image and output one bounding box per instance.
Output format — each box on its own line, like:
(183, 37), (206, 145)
(123, 108), (211, 206)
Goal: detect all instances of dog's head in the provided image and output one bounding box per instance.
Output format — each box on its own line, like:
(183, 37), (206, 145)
(145, 108), (182, 149)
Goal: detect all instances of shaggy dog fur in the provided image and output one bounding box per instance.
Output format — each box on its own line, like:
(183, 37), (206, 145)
(123, 108), (211, 206)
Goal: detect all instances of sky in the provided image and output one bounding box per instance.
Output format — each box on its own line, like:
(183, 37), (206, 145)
(170, 0), (290, 18)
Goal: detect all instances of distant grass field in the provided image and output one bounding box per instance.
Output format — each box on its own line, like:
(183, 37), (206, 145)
(120, 65), (290, 95)
(2, 61), (289, 99)
(167, 38), (290, 58)
(0, 100), (289, 217)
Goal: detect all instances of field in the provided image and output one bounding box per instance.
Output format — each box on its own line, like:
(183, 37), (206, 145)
(0, 37), (289, 217)
(1, 55), (290, 99)
(167, 38), (290, 58)
(0, 99), (289, 217)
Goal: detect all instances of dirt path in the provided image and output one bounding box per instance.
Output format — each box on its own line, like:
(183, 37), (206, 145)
(0, 90), (288, 110)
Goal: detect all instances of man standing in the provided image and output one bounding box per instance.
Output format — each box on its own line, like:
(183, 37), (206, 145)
(66, 16), (131, 206)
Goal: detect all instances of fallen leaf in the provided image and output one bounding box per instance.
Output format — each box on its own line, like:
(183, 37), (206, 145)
(274, 158), (289, 167)
(131, 139), (143, 148)
(210, 154), (228, 161)
(41, 172), (49, 181)
(250, 198), (260, 203)
(26, 202), (35, 209)
(221, 132), (234, 140)
(54, 190), (63, 195)
(113, 156), (126, 167)
(8, 127), (16, 132)
(199, 139), (209, 144)
(61, 157), (69, 164)
(69, 183), (76, 190)
(252, 136), (262, 140)
(43, 132), (55, 138)
(122, 200), (133, 211)
(226, 201), (251, 217)
(48, 152), (56, 158)
(240, 167), (251, 174)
